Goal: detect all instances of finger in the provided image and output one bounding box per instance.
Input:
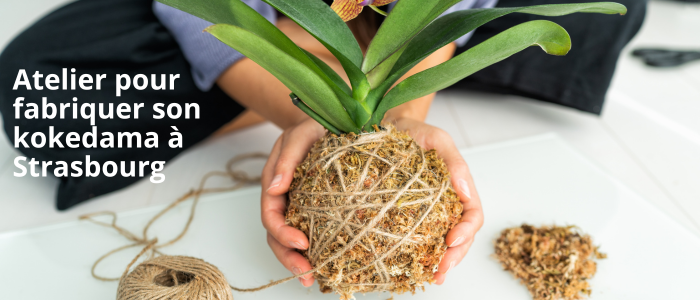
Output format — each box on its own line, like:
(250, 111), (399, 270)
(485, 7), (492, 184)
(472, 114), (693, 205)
(431, 131), (483, 248)
(261, 138), (309, 250)
(261, 137), (283, 189)
(435, 136), (475, 205)
(434, 238), (474, 285)
(445, 195), (483, 248)
(419, 127), (478, 207)
(267, 233), (315, 287)
(261, 207), (309, 250)
(445, 217), (480, 248)
(267, 122), (325, 196)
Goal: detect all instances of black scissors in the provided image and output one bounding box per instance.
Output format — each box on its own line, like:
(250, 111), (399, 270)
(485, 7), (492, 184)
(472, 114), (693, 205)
(632, 48), (700, 67)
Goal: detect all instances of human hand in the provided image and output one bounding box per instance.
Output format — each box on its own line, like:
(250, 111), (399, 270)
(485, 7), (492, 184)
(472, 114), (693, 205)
(261, 116), (482, 287)
(391, 117), (483, 285)
(261, 118), (324, 287)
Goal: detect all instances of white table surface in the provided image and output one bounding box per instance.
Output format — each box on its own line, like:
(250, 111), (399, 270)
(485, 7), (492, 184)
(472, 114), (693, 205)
(1, 134), (698, 300)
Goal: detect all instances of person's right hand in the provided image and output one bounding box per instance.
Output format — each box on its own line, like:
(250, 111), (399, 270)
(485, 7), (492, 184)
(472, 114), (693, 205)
(260, 118), (325, 287)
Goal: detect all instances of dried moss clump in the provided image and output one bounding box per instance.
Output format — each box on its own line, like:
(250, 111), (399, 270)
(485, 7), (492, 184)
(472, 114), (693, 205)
(286, 125), (462, 300)
(494, 224), (607, 300)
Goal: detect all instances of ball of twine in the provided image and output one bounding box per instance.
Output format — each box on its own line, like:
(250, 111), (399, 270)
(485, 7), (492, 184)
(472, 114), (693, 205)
(117, 255), (232, 300)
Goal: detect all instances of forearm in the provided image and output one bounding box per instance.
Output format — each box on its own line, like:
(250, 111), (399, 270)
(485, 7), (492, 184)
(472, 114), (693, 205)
(383, 42), (456, 123)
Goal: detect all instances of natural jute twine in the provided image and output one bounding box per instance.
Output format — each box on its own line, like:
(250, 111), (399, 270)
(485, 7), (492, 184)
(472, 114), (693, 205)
(80, 153), (276, 300)
(80, 128), (457, 300)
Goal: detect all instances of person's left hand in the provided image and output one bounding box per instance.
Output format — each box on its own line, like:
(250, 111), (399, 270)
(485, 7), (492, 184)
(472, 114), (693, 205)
(391, 117), (483, 285)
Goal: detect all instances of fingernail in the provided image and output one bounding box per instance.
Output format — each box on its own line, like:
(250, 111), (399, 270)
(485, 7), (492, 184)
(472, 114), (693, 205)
(449, 236), (464, 247)
(289, 241), (305, 250)
(293, 266), (308, 280)
(267, 174), (282, 192)
(446, 260), (456, 274)
(458, 179), (471, 199)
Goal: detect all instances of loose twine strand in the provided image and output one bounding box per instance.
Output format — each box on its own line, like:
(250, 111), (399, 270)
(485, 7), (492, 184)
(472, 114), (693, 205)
(79, 153), (269, 284)
(80, 126), (449, 298)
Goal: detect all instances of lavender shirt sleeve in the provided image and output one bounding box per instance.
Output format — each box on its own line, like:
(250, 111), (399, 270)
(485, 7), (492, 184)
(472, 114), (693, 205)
(152, 1), (277, 91)
(153, 0), (497, 92)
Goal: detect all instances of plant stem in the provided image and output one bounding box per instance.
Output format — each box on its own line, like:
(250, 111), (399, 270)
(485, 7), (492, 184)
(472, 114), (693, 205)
(290, 93), (342, 135)
(368, 5), (388, 16)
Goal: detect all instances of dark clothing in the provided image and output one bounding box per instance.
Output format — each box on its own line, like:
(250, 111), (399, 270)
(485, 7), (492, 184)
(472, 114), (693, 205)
(451, 0), (647, 114)
(0, 0), (245, 210)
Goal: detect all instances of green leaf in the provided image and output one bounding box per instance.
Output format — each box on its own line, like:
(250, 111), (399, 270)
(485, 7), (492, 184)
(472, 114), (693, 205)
(261, 0), (369, 93)
(303, 50), (371, 127)
(291, 93), (341, 135)
(516, 2), (627, 15)
(362, 0), (442, 73)
(363, 0), (474, 75)
(366, 45), (406, 89)
(301, 49), (352, 95)
(367, 20), (572, 127)
(206, 24), (359, 133)
(369, 2), (627, 107)
(363, 44), (408, 112)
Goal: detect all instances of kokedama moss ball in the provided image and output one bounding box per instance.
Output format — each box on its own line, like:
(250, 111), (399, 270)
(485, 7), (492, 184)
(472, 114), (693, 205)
(286, 125), (462, 299)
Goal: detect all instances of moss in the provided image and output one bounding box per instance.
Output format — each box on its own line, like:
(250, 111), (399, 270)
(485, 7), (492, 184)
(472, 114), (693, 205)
(494, 224), (606, 300)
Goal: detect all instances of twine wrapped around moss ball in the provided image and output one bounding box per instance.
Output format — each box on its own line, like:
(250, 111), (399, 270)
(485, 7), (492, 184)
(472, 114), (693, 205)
(286, 125), (463, 299)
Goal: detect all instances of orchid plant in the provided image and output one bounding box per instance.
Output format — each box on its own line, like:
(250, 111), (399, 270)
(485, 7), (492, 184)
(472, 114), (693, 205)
(157, 0), (626, 134)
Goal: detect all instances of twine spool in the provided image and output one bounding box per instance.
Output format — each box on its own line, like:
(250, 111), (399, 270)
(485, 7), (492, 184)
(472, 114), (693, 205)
(118, 255), (232, 300)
